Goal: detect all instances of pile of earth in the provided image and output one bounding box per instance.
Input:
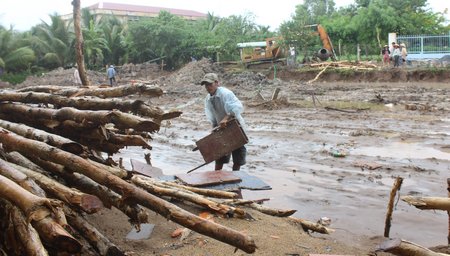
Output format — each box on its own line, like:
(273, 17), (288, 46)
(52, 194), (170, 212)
(274, 66), (450, 83)
(8, 58), (450, 90)
(16, 67), (106, 88)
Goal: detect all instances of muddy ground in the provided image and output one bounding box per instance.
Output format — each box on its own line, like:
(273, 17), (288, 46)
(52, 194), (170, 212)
(15, 59), (450, 255)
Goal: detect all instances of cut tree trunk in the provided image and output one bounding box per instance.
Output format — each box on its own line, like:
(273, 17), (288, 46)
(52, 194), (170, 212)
(240, 202), (295, 217)
(221, 198), (295, 217)
(150, 178), (238, 199)
(0, 158), (46, 197)
(401, 196), (450, 211)
(17, 84), (163, 98)
(10, 204), (49, 256)
(63, 205), (125, 256)
(376, 238), (449, 256)
(0, 119), (85, 155)
(9, 161), (104, 214)
(0, 130), (257, 253)
(0, 91), (170, 120)
(0, 103), (160, 132)
(27, 155), (148, 225)
(288, 216), (335, 234)
(107, 133), (152, 150)
(0, 174), (81, 253)
(0, 116), (152, 155)
(131, 175), (245, 218)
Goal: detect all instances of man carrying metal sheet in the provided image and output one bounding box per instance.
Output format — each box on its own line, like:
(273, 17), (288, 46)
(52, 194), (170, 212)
(201, 73), (247, 171)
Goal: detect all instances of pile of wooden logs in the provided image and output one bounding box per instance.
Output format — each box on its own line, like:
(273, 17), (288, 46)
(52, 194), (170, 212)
(306, 61), (378, 70)
(0, 83), (259, 255)
(0, 83), (332, 255)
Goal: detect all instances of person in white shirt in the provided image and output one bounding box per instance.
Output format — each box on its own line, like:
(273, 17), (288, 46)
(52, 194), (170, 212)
(73, 67), (82, 85)
(392, 44), (401, 67)
(201, 73), (247, 171)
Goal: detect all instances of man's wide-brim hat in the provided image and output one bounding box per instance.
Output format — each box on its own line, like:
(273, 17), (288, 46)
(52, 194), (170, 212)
(201, 73), (218, 85)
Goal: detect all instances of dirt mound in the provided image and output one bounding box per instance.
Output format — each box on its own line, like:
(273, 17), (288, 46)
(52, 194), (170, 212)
(16, 67), (106, 88)
(275, 67), (450, 83)
(163, 58), (223, 87)
(161, 58), (288, 92)
(118, 62), (164, 81)
(222, 71), (278, 89)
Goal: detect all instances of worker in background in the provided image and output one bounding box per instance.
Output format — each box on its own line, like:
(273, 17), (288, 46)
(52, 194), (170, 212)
(400, 43), (408, 66)
(393, 44), (401, 67)
(389, 42), (396, 65)
(107, 65), (116, 86)
(73, 65), (82, 85)
(381, 45), (390, 67)
(201, 73), (247, 171)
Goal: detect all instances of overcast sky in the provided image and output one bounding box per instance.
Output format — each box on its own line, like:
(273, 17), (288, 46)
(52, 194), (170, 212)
(0, 0), (448, 31)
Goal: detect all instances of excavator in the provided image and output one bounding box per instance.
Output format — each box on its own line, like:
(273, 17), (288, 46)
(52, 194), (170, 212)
(307, 24), (337, 61)
(237, 24), (336, 67)
(237, 37), (287, 68)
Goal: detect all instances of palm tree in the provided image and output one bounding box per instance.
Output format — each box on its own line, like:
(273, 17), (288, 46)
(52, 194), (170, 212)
(98, 15), (128, 65)
(30, 14), (73, 68)
(82, 19), (109, 69)
(0, 26), (35, 72)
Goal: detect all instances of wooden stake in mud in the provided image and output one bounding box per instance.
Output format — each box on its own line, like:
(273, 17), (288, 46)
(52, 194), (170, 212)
(306, 63), (330, 107)
(448, 178), (450, 245)
(384, 176), (403, 238)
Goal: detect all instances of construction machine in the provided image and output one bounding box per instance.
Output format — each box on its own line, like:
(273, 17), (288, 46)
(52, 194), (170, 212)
(237, 37), (287, 68)
(236, 24), (336, 67)
(308, 24), (337, 61)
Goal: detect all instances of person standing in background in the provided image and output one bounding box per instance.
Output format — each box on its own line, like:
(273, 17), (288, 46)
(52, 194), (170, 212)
(107, 65), (116, 86)
(392, 44), (401, 67)
(381, 45), (390, 67)
(73, 66), (82, 85)
(400, 43), (408, 66)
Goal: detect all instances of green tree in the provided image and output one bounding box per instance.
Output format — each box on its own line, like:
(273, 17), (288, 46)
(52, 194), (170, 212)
(82, 19), (109, 69)
(0, 26), (35, 72)
(212, 13), (264, 61)
(30, 14), (72, 68)
(280, 0), (337, 61)
(98, 15), (128, 65)
(128, 11), (191, 68)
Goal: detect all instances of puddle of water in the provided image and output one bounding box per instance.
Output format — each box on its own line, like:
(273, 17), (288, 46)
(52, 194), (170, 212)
(352, 142), (450, 160)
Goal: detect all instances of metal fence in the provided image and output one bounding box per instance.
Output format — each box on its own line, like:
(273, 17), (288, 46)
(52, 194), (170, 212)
(397, 32), (450, 59)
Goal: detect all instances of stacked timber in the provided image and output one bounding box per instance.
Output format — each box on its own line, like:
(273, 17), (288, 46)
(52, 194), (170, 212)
(306, 61), (378, 70)
(0, 84), (267, 255)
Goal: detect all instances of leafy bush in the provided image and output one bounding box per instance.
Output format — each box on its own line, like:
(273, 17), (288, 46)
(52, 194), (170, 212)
(0, 71), (29, 85)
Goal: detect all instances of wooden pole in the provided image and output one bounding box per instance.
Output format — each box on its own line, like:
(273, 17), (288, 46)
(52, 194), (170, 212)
(384, 176), (403, 237)
(72, 0), (89, 86)
(448, 178), (450, 245)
